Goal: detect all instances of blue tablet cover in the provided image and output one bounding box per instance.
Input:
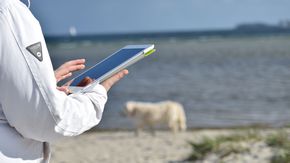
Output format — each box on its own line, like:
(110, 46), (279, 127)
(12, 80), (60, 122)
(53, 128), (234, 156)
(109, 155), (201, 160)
(70, 48), (145, 86)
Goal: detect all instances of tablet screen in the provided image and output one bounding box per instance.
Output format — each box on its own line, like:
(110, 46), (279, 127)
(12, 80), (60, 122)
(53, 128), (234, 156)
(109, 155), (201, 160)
(70, 48), (145, 86)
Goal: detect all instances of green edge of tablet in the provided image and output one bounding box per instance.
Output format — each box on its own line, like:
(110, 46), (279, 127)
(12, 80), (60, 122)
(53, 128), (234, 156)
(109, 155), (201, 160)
(144, 49), (156, 57)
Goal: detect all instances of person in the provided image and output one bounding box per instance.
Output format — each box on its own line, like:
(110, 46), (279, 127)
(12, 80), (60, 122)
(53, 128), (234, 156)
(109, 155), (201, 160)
(0, 0), (128, 162)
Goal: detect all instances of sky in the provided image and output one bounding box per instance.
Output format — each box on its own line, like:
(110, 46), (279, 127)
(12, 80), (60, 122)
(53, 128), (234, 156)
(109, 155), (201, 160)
(25, 0), (290, 36)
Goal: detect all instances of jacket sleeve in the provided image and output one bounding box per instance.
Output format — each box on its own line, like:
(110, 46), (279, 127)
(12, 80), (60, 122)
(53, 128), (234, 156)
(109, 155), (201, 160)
(0, 1), (107, 142)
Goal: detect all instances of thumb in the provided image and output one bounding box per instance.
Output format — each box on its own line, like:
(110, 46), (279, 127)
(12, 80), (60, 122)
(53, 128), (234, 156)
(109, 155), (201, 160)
(101, 69), (129, 91)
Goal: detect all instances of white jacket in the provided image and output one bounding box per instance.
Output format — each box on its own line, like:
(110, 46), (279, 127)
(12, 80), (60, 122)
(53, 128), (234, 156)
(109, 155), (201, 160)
(0, 0), (108, 162)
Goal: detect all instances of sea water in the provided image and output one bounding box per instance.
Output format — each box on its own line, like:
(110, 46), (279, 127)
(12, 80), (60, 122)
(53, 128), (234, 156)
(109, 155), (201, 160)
(48, 35), (290, 129)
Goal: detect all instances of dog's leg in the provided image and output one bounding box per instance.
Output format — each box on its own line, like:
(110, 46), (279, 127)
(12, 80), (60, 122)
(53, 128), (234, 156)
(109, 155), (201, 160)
(149, 124), (156, 136)
(135, 129), (139, 137)
(135, 122), (144, 137)
(168, 120), (178, 135)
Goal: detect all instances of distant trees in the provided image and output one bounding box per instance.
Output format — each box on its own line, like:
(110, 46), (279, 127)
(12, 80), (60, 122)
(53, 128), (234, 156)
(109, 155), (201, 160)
(235, 20), (290, 33)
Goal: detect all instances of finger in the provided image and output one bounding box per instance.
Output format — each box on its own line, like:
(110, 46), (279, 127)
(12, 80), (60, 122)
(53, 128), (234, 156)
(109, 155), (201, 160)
(56, 64), (85, 77)
(62, 59), (86, 68)
(112, 69), (129, 82)
(55, 65), (85, 83)
(55, 73), (65, 82)
(67, 64), (85, 72)
(63, 79), (74, 87)
(55, 59), (85, 72)
(55, 59), (85, 73)
(57, 72), (72, 82)
(101, 69), (129, 91)
(105, 70), (128, 89)
(57, 86), (70, 95)
(55, 71), (71, 82)
(55, 68), (70, 79)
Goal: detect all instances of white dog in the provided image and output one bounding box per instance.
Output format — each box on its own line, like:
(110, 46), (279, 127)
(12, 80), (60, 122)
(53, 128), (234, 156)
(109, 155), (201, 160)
(123, 101), (187, 135)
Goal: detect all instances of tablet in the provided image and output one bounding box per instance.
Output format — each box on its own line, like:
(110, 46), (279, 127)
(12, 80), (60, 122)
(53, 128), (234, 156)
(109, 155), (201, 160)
(68, 44), (155, 93)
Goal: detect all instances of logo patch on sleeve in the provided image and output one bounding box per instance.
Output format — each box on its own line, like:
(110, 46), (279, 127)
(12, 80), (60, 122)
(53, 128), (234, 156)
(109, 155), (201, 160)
(26, 42), (43, 62)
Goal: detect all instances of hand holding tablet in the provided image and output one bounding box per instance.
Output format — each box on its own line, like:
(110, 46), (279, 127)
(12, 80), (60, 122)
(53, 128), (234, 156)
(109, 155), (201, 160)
(67, 44), (155, 93)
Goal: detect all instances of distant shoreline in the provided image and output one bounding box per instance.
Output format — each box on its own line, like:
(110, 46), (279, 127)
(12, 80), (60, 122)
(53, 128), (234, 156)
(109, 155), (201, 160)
(45, 27), (290, 43)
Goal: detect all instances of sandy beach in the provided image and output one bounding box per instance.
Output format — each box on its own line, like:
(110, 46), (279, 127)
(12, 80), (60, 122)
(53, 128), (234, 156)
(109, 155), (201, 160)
(51, 130), (193, 163)
(50, 128), (289, 163)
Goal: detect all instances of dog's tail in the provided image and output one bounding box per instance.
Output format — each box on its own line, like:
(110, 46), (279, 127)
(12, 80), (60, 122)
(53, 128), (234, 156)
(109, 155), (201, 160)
(177, 104), (187, 131)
